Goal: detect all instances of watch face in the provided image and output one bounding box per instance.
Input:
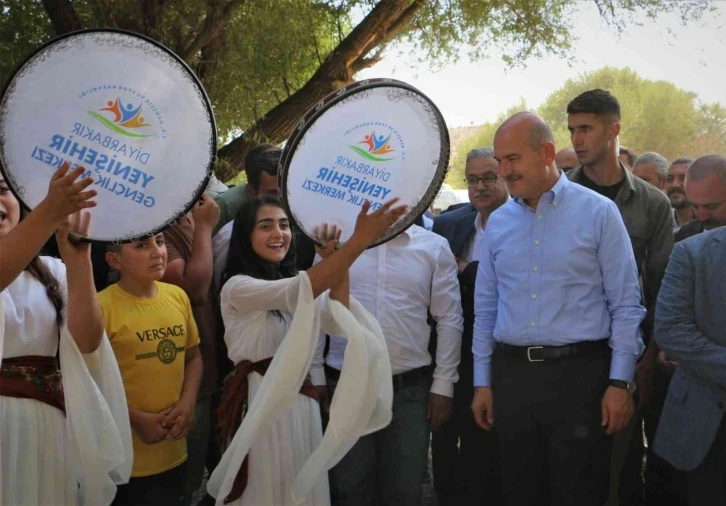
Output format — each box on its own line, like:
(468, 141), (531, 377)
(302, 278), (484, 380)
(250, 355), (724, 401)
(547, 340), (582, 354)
(626, 381), (637, 394)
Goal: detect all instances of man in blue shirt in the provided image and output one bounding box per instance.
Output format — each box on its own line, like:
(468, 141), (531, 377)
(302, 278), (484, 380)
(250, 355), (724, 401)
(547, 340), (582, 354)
(471, 112), (646, 506)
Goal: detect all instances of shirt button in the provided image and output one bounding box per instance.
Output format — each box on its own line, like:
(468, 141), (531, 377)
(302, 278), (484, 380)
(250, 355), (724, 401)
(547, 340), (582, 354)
(532, 294), (537, 299)
(533, 266), (539, 272)
(553, 202), (558, 207)
(534, 240), (540, 245)
(537, 215), (543, 220)
(530, 321), (536, 327)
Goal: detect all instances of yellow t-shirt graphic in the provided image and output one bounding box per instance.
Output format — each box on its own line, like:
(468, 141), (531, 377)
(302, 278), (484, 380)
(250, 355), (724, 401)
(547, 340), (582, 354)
(99, 281), (200, 477)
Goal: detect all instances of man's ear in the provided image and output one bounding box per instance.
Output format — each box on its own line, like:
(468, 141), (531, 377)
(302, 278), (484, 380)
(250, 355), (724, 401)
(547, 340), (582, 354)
(543, 142), (556, 166)
(609, 121), (621, 140)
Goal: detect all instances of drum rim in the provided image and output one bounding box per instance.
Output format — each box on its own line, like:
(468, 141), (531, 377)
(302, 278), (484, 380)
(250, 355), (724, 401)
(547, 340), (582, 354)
(278, 77), (450, 249)
(0, 28), (217, 244)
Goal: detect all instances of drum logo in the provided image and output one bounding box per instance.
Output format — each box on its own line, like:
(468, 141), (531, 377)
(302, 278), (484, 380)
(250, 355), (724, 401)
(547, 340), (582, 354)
(350, 131), (395, 162)
(88, 97), (153, 138)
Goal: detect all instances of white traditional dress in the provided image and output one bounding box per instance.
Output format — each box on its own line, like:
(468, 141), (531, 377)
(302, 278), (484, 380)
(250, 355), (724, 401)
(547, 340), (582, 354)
(0, 256), (132, 506)
(207, 272), (393, 506)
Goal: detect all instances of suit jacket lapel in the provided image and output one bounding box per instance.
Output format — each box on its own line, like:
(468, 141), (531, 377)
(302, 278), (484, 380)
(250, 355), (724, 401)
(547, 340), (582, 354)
(451, 205), (478, 257)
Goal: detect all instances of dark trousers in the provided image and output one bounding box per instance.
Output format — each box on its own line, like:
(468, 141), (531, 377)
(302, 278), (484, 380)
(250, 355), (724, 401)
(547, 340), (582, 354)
(492, 348), (611, 506)
(328, 370), (431, 506)
(688, 418), (726, 506)
(642, 370), (688, 505)
(113, 461), (187, 506)
(431, 384), (501, 506)
(616, 370), (689, 506)
(614, 412), (644, 505)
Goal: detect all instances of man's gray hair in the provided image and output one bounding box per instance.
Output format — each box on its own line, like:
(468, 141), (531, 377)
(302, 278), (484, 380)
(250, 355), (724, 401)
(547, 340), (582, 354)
(634, 152), (669, 180)
(670, 157), (695, 167)
(466, 148), (495, 163)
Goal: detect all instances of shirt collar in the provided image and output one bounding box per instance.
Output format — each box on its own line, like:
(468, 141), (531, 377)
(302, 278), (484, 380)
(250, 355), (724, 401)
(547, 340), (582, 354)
(513, 170), (570, 209)
(476, 195), (511, 229)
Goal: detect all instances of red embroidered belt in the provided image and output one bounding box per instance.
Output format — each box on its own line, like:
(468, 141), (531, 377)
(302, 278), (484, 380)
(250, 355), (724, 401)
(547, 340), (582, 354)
(0, 355), (65, 414)
(217, 356), (318, 504)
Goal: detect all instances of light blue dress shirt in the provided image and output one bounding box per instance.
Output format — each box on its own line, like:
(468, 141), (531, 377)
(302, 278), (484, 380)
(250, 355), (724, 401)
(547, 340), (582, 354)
(473, 172), (646, 387)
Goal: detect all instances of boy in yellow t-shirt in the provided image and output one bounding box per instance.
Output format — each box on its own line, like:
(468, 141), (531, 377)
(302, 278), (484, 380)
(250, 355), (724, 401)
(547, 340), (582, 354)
(99, 232), (203, 506)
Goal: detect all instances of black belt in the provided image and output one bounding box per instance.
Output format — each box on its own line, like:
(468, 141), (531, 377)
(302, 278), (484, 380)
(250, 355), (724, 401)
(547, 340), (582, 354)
(496, 339), (610, 363)
(325, 364), (430, 391)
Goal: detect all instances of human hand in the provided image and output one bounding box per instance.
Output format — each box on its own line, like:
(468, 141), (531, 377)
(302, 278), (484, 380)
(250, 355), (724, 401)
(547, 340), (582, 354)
(37, 162), (97, 224)
(161, 399), (196, 440)
(427, 393), (453, 431)
(656, 351), (677, 376)
(601, 386), (635, 435)
(455, 256), (469, 274)
(351, 198), (407, 247)
(472, 386), (494, 430)
(191, 193), (220, 229)
(133, 410), (171, 444)
(313, 223), (342, 258)
(56, 210), (92, 266)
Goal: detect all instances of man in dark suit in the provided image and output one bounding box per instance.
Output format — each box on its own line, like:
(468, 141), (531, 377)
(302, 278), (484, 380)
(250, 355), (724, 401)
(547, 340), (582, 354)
(431, 147), (509, 506)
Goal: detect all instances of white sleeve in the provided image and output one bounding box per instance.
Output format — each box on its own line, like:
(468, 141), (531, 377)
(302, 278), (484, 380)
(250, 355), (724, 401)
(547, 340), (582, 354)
(212, 224), (233, 292)
(429, 242), (464, 397)
(221, 272), (311, 313)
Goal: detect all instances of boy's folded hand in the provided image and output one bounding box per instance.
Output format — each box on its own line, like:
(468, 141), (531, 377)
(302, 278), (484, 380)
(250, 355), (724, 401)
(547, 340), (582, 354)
(133, 411), (171, 444)
(161, 399), (195, 440)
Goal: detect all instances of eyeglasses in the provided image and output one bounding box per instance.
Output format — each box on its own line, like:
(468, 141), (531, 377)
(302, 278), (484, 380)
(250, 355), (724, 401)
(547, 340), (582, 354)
(464, 175), (498, 188)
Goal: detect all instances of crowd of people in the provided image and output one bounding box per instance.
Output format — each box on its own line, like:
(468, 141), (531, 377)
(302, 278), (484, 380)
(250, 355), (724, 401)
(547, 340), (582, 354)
(0, 87), (724, 506)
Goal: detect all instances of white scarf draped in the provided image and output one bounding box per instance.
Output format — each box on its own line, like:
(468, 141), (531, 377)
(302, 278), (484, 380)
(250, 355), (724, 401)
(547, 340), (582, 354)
(207, 273), (392, 505)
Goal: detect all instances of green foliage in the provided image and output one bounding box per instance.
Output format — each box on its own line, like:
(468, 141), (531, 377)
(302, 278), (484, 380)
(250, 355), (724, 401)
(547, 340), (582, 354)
(207, 0), (346, 139)
(0, 0), (53, 87)
(446, 99), (529, 189)
(538, 66), (726, 160)
(0, 0), (711, 167)
(0, 0), (345, 144)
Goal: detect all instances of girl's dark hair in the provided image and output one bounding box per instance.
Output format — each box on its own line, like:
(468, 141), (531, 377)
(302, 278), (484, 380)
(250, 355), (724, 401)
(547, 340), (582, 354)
(20, 209), (64, 326)
(223, 196), (297, 316)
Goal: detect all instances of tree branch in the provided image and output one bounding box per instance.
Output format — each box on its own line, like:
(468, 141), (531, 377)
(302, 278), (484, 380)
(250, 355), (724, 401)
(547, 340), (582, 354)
(42, 0), (82, 35)
(139, 0), (167, 40)
(216, 0), (426, 180)
(91, 0), (120, 28)
(180, 0), (246, 62)
(197, 28), (225, 89)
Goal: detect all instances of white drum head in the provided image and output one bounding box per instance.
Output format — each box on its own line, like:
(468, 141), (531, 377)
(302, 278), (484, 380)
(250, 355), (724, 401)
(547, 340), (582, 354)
(0, 29), (216, 242)
(280, 78), (450, 247)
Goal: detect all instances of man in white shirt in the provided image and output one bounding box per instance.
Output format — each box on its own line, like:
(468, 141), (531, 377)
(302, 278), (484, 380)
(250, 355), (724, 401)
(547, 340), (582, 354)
(320, 224), (464, 506)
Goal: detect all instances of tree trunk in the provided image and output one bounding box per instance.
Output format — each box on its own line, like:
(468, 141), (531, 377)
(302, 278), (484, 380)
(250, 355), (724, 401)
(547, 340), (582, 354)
(215, 0), (423, 181)
(42, 0), (82, 35)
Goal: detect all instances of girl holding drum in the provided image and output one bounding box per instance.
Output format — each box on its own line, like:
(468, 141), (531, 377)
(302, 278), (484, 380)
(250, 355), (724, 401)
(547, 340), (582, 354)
(209, 195), (405, 505)
(0, 162), (131, 505)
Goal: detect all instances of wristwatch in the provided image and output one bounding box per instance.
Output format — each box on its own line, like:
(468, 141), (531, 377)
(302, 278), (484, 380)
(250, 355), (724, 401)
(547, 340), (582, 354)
(609, 379), (637, 394)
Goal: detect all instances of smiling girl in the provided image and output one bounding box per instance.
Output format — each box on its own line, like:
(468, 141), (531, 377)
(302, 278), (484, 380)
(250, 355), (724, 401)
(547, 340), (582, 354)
(208, 195), (406, 505)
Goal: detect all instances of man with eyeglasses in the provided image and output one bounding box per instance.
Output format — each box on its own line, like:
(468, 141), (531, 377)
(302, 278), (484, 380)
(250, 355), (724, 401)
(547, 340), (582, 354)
(430, 148), (508, 506)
